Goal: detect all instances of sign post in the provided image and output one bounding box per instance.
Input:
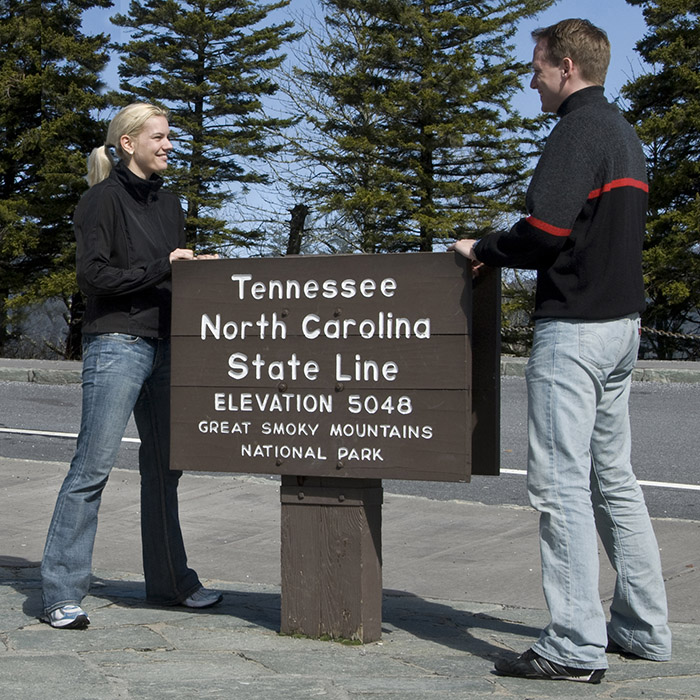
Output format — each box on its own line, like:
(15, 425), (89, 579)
(171, 252), (500, 642)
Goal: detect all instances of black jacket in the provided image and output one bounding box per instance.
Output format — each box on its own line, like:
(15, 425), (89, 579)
(75, 161), (185, 338)
(475, 86), (647, 321)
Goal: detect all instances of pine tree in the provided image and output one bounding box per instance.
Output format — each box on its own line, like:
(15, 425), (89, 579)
(0, 0), (110, 357)
(111, 0), (301, 253)
(0, 0), (41, 352)
(622, 0), (700, 359)
(280, 0), (554, 253)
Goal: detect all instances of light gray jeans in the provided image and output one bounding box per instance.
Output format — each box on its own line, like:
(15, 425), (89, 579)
(526, 314), (671, 668)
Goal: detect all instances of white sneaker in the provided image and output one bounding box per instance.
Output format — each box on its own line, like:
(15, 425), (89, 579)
(182, 587), (223, 609)
(42, 604), (90, 629)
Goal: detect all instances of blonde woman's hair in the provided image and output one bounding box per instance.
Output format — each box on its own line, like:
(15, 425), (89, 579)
(87, 103), (170, 187)
(532, 18), (611, 87)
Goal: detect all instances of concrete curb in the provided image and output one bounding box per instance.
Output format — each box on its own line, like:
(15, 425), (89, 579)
(0, 367), (82, 384)
(3, 357), (700, 384)
(500, 357), (700, 383)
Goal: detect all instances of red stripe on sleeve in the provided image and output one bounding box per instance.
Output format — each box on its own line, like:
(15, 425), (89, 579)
(588, 178), (648, 200)
(526, 215), (572, 237)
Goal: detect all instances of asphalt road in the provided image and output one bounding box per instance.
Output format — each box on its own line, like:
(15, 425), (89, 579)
(1, 376), (698, 520)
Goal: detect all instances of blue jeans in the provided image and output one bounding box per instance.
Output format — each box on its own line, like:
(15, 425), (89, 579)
(526, 315), (671, 668)
(41, 334), (200, 613)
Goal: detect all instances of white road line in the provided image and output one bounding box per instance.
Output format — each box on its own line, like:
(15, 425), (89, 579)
(501, 468), (700, 491)
(0, 427), (140, 444)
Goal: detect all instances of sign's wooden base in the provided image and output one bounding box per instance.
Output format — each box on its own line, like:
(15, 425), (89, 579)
(280, 476), (383, 642)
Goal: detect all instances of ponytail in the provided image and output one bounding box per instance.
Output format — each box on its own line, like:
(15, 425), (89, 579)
(87, 145), (115, 187)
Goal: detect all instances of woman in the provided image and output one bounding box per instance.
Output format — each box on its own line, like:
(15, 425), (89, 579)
(41, 103), (221, 629)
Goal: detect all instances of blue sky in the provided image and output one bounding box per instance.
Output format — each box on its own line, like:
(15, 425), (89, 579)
(87, 0), (649, 116)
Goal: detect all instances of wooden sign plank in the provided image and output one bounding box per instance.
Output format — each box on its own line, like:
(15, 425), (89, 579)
(170, 335), (468, 390)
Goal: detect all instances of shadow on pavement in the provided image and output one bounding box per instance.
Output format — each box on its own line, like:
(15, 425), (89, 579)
(383, 589), (540, 660)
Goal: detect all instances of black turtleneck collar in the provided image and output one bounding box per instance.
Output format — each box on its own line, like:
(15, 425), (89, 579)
(112, 159), (164, 204)
(557, 85), (606, 118)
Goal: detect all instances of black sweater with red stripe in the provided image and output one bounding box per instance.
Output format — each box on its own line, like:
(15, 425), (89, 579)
(474, 86), (647, 320)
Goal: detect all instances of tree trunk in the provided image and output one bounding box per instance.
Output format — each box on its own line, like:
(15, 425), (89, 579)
(287, 204), (309, 255)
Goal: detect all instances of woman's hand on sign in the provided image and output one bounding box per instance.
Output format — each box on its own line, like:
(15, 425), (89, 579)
(169, 248), (194, 263)
(169, 248), (220, 263)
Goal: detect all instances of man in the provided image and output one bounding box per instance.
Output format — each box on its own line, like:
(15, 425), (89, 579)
(450, 18), (671, 683)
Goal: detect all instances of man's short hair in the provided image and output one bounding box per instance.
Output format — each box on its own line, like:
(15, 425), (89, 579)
(532, 18), (611, 86)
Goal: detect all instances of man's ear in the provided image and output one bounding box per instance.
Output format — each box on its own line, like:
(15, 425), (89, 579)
(561, 57), (574, 78)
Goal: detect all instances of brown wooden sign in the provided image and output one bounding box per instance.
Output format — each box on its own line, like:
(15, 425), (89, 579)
(170, 252), (498, 481)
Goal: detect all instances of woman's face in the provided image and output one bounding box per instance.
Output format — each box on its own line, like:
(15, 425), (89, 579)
(121, 115), (173, 179)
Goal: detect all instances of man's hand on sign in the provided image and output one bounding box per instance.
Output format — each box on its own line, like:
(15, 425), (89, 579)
(447, 239), (485, 277)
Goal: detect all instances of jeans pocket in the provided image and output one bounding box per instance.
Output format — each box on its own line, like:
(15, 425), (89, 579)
(579, 324), (621, 370)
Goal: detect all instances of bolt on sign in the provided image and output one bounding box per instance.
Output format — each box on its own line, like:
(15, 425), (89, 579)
(171, 252), (487, 482)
